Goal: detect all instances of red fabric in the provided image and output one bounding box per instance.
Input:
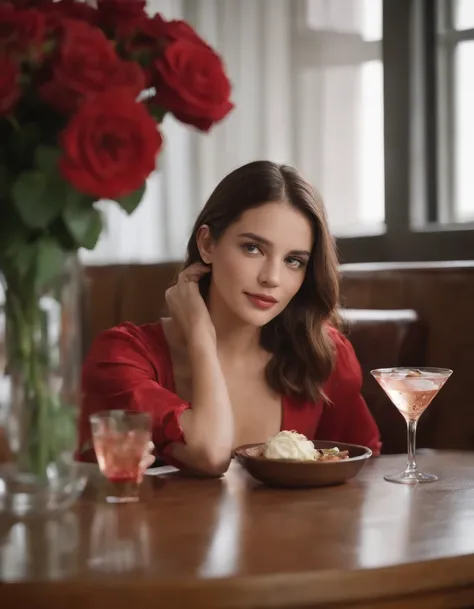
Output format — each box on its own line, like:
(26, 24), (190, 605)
(78, 321), (381, 466)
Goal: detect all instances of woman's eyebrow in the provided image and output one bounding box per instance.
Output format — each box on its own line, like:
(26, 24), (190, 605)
(238, 232), (272, 245)
(238, 232), (310, 257)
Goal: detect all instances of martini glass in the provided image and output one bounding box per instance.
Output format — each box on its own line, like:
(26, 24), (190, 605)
(371, 367), (452, 484)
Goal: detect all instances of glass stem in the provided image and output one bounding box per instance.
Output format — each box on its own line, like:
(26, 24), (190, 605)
(406, 418), (418, 472)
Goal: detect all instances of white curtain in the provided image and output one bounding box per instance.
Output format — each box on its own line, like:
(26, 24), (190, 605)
(82, 0), (384, 265)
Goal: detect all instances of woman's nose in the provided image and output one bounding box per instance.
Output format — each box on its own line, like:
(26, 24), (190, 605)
(258, 259), (280, 287)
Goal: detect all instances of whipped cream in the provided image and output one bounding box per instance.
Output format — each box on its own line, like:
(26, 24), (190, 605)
(263, 430), (319, 461)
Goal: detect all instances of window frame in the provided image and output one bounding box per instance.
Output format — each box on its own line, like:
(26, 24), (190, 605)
(437, 0), (474, 224)
(336, 0), (474, 264)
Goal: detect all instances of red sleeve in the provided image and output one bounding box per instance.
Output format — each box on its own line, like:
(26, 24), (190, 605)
(315, 328), (382, 455)
(77, 323), (190, 466)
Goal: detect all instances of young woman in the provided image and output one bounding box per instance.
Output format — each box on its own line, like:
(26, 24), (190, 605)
(79, 161), (381, 476)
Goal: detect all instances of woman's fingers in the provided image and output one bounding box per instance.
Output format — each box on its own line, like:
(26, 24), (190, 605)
(142, 454), (156, 469)
(179, 263), (211, 284)
(139, 441), (156, 472)
(166, 263), (215, 342)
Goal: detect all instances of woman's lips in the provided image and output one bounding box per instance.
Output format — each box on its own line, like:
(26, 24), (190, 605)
(244, 292), (278, 310)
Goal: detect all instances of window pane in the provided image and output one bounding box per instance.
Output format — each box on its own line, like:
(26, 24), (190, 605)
(361, 0), (382, 42)
(455, 0), (474, 30)
(296, 60), (384, 236)
(306, 0), (382, 41)
(454, 41), (474, 222)
(358, 60), (384, 228)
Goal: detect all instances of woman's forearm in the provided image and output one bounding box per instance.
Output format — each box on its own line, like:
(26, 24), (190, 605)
(173, 332), (234, 475)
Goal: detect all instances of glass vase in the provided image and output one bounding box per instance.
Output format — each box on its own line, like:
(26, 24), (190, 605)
(0, 256), (87, 517)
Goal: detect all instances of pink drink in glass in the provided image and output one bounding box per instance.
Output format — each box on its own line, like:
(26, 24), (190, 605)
(379, 373), (446, 420)
(94, 430), (151, 482)
(371, 367), (452, 484)
(90, 410), (151, 503)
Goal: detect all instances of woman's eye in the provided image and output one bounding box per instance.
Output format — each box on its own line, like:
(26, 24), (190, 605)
(286, 257), (305, 269)
(241, 243), (261, 255)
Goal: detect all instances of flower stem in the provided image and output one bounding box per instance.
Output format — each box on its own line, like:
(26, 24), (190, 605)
(5, 281), (50, 479)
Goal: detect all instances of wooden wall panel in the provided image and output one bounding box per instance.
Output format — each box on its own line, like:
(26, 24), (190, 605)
(119, 262), (180, 325)
(340, 262), (474, 450)
(83, 261), (474, 451)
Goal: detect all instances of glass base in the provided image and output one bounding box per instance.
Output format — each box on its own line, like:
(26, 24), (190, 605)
(104, 479), (140, 504)
(106, 494), (140, 504)
(0, 462), (87, 517)
(384, 470), (438, 485)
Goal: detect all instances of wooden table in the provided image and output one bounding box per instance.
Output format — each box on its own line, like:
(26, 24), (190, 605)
(2, 451), (474, 609)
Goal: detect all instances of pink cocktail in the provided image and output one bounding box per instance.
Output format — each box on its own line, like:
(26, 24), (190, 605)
(371, 367), (452, 484)
(90, 410), (152, 503)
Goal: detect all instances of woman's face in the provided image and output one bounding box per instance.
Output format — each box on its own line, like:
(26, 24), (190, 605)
(204, 201), (314, 327)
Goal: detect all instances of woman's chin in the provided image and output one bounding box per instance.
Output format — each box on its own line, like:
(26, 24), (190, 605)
(232, 303), (280, 327)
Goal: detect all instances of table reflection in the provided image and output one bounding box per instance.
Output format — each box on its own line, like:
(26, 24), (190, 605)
(199, 466), (244, 577)
(0, 512), (79, 580)
(358, 481), (414, 568)
(87, 503), (151, 573)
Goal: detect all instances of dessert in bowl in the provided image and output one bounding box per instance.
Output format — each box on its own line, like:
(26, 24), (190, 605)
(263, 430), (350, 462)
(235, 431), (372, 488)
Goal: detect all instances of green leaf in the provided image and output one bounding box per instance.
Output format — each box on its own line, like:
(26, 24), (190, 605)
(0, 208), (29, 264)
(0, 165), (8, 198)
(35, 238), (66, 289)
(116, 183), (145, 215)
(12, 170), (64, 229)
(35, 145), (61, 176)
(48, 399), (78, 460)
(12, 152), (76, 230)
(48, 217), (80, 252)
(2, 237), (67, 296)
(12, 123), (40, 169)
(13, 171), (46, 227)
(63, 200), (103, 249)
(16, 242), (37, 279)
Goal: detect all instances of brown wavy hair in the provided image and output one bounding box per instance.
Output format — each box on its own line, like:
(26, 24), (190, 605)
(184, 160), (340, 403)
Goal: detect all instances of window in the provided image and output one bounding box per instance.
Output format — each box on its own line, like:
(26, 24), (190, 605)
(337, 0), (474, 263)
(296, 0), (384, 237)
(437, 0), (474, 223)
(190, 0), (387, 239)
(190, 0), (473, 263)
(187, 0), (386, 240)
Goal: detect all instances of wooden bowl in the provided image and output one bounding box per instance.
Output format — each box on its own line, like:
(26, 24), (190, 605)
(234, 440), (372, 488)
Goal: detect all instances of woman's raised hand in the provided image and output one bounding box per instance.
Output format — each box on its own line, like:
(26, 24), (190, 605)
(165, 263), (215, 343)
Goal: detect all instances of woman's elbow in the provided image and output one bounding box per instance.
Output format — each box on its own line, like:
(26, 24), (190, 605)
(193, 447), (231, 477)
(170, 442), (231, 477)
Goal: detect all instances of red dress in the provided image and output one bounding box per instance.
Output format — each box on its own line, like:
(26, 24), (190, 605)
(78, 322), (381, 466)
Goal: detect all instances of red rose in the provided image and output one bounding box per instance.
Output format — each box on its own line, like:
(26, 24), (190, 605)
(161, 19), (211, 47)
(9, 0), (54, 7)
(127, 15), (210, 57)
(153, 40), (233, 132)
(124, 13), (167, 54)
(140, 15), (207, 46)
(42, 0), (98, 27)
(97, 0), (146, 31)
(40, 19), (145, 114)
(0, 55), (20, 115)
(0, 6), (45, 59)
(32, 1), (97, 37)
(59, 89), (162, 199)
